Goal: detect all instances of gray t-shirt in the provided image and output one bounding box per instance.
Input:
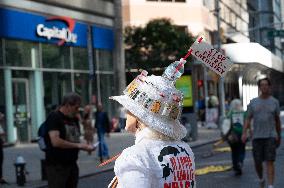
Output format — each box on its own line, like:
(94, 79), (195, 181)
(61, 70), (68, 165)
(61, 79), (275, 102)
(247, 96), (280, 139)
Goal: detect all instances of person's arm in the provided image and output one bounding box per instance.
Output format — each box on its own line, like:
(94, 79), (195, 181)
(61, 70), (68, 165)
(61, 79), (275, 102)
(275, 112), (281, 149)
(49, 130), (93, 151)
(242, 114), (252, 143)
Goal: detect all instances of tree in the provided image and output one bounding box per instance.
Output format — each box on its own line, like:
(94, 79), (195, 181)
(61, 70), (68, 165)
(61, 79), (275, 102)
(124, 18), (195, 71)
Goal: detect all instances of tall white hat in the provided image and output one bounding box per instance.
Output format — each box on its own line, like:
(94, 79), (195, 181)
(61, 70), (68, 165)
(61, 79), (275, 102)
(110, 59), (187, 140)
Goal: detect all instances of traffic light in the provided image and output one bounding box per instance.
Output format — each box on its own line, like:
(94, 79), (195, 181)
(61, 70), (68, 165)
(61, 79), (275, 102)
(197, 80), (203, 87)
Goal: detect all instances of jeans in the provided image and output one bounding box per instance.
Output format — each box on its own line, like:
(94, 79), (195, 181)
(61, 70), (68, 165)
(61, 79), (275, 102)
(229, 142), (246, 171)
(97, 130), (109, 159)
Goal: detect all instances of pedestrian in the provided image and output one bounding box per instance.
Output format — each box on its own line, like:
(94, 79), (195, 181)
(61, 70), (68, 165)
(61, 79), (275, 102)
(242, 77), (281, 188)
(108, 61), (195, 188)
(95, 103), (110, 162)
(82, 105), (95, 155)
(226, 99), (246, 176)
(206, 93), (219, 129)
(0, 112), (8, 184)
(44, 92), (94, 188)
(197, 96), (205, 126)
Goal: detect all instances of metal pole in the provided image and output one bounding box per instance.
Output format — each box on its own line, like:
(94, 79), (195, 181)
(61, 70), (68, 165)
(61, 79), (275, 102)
(87, 25), (94, 103)
(114, 0), (126, 94)
(215, 0), (226, 123)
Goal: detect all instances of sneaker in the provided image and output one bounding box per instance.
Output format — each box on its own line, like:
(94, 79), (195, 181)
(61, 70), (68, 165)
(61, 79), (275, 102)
(234, 169), (242, 176)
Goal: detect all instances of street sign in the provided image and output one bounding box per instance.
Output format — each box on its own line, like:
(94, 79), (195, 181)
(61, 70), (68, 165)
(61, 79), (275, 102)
(267, 30), (284, 37)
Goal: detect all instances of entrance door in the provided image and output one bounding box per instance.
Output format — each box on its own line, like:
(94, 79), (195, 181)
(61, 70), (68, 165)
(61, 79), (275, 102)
(12, 79), (30, 142)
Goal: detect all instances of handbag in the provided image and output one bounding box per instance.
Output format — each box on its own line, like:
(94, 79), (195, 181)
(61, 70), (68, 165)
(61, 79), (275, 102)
(227, 131), (240, 144)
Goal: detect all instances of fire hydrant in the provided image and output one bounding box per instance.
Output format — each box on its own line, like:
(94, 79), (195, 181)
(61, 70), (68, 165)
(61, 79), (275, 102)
(14, 155), (26, 186)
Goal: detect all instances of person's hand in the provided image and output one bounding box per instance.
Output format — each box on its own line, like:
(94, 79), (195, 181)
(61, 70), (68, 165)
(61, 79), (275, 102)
(78, 143), (95, 152)
(241, 132), (247, 143)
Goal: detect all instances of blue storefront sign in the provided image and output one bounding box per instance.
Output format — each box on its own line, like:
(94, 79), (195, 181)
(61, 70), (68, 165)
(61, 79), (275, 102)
(0, 8), (114, 50)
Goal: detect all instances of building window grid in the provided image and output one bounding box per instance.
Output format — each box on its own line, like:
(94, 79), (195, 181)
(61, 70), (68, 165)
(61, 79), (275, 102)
(219, 1), (249, 37)
(220, 1), (249, 24)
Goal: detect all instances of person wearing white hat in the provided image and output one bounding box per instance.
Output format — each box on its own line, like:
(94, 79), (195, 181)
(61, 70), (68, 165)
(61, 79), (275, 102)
(108, 59), (195, 188)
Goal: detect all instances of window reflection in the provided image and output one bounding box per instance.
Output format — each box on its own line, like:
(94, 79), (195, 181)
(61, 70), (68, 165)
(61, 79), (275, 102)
(74, 73), (90, 105)
(5, 39), (37, 67)
(73, 47), (88, 70)
(95, 49), (113, 71)
(42, 43), (70, 69)
(99, 74), (115, 117)
(43, 72), (72, 115)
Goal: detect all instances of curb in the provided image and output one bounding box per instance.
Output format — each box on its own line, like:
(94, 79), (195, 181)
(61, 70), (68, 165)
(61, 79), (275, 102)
(14, 138), (222, 188)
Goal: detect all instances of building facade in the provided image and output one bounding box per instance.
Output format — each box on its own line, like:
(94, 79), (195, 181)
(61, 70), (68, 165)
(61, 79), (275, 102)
(122, 0), (250, 106)
(0, 0), (122, 143)
(222, 0), (284, 108)
(122, 0), (284, 114)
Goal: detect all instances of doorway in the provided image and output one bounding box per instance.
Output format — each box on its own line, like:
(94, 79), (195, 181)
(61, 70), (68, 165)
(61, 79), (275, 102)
(12, 78), (30, 142)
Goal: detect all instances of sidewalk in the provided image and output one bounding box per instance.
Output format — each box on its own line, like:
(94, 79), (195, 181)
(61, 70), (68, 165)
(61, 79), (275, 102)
(2, 126), (221, 188)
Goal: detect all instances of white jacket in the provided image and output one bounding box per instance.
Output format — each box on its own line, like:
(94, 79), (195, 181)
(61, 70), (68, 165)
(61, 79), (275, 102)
(109, 128), (196, 188)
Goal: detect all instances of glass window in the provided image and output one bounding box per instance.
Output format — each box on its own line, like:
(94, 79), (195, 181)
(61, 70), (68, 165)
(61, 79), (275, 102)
(43, 72), (72, 115)
(5, 39), (38, 67)
(95, 49), (113, 72)
(0, 70), (6, 140)
(99, 74), (115, 117)
(73, 47), (89, 70)
(74, 73), (90, 105)
(42, 43), (70, 69)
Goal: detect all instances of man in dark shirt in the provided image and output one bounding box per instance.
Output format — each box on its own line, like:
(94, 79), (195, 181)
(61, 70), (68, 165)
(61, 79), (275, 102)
(45, 92), (94, 188)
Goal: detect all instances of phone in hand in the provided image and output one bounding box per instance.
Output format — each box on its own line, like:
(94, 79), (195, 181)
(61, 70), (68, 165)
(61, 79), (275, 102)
(93, 141), (100, 149)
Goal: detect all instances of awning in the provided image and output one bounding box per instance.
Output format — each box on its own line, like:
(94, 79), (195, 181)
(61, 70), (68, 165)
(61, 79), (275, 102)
(222, 43), (283, 73)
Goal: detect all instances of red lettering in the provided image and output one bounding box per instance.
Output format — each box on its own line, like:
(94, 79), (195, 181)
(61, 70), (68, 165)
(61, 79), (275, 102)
(189, 169), (195, 181)
(180, 181), (184, 188)
(172, 182), (179, 188)
(177, 157), (182, 170)
(164, 183), (171, 188)
(170, 157), (177, 171)
(185, 181), (191, 188)
(177, 170), (187, 181)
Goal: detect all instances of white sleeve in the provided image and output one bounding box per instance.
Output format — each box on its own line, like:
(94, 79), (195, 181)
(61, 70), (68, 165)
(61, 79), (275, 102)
(115, 151), (151, 188)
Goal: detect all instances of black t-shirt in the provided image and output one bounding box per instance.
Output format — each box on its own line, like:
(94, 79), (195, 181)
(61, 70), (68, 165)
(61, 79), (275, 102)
(45, 111), (80, 165)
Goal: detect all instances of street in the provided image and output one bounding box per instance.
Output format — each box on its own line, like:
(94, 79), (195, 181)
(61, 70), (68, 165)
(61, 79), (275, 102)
(78, 141), (284, 188)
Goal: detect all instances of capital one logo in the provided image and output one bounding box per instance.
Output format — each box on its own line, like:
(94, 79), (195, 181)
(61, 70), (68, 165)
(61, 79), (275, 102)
(36, 16), (77, 45)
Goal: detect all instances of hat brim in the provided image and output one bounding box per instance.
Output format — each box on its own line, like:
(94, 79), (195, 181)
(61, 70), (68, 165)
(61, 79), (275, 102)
(110, 95), (187, 140)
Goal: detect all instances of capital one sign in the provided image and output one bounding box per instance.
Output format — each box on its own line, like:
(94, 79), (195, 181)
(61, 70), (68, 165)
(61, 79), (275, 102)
(36, 16), (77, 45)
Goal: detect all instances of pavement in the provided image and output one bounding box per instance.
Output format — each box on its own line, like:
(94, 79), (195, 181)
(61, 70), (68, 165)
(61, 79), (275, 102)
(1, 125), (221, 188)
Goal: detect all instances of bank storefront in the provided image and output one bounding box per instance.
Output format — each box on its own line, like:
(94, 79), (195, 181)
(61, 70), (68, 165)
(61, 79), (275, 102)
(0, 8), (115, 143)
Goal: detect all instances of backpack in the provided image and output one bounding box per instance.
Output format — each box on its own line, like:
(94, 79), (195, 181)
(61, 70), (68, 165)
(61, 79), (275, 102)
(37, 120), (49, 152)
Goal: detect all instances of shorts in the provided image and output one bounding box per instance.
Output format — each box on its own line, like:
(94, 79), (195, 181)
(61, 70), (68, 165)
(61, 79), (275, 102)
(252, 138), (276, 163)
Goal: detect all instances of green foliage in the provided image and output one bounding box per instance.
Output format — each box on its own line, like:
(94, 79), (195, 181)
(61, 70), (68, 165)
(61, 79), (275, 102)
(124, 18), (195, 70)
